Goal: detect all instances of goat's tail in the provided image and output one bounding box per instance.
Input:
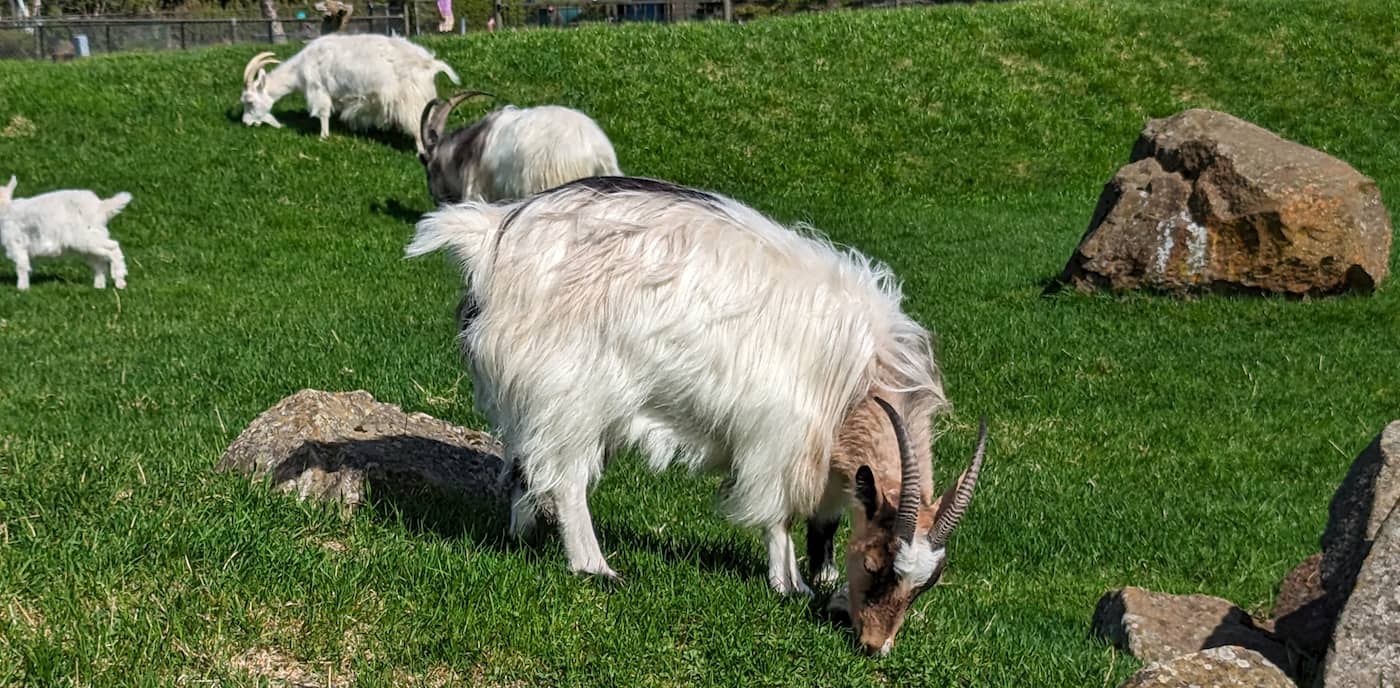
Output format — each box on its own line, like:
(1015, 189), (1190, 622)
(433, 60), (461, 86)
(102, 192), (133, 219)
(406, 202), (507, 272)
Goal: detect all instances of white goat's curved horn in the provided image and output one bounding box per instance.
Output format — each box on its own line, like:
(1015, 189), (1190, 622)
(421, 90), (495, 153)
(928, 416), (988, 549)
(873, 396), (921, 545)
(243, 51), (280, 87)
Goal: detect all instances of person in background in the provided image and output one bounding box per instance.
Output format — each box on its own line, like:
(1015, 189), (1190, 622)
(437, 0), (454, 31)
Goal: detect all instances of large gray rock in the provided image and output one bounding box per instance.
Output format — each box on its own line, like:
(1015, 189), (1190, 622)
(1118, 646), (1293, 688)
(1322, 505), (1400, 688)
(1091, 587), (1290, 673)
(1269, 422), (1400, 660)
(1321, 422), (1400, 605)
(216, 389), (508, 514)
(1058, 108), (1392, 296)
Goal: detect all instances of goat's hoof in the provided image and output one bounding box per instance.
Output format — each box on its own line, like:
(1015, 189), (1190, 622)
(770, 578), (815, 599)
(576, 567), (625, 591)
(810, 565), (840, 588)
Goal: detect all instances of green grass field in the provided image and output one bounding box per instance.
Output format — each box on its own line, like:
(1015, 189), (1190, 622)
(2, 0), (1398, 684)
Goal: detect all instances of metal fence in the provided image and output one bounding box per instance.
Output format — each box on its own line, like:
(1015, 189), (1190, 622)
(485, 0), (970, 30)
(0, 4), (408, 60)
(488, 0), (724, 28)
(0, 0), (985, 59)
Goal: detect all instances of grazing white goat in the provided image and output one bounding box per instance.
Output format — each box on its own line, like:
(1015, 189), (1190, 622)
(240, 34), (460, 153)
(407, 176), (989, 656)
(0, 175), (131, 291)
(418, 92), (622, 204)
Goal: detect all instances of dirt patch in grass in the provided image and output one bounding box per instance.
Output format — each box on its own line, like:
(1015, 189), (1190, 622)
(229, 647), (350, 688)
(1, 595), (46, 636)
(0, 115), (34, 139)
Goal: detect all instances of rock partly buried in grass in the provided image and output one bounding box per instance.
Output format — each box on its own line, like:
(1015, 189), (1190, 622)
(1091, 586), (1291, 674)
(216, 389), (508, 514)
(1322, 504), (1400, 688)
(1056, 108), (1392, 296)
(1117, 646), (1293, 688)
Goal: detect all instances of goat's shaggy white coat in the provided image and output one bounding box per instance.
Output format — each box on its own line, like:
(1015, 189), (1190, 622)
(459, 105), (620, 202)
(241, 34), (459, 153)
(0, 176), (131, 291)
(423, 104), (621, 204)
(407, 178), (945, 592)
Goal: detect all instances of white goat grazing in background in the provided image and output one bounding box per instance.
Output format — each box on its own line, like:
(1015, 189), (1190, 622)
(418, 92), (622, 204)
(408, 176), (989, 657)
(240, 34), (460, 154)
(0, 175), (131, 291)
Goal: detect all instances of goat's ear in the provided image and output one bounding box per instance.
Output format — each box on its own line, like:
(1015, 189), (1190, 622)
(0, 175), (15, 200)
(854, 465), (879, 520)
(253, 69), (267, 89)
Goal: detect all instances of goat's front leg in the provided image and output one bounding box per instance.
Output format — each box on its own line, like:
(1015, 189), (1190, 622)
(766, 522), (813, 597)
(86, 255), (107, 289)
(306, 90), (333, 140)
(552, 479), (618, 580)
(106, 241), (127, 290)
(11, 250), (30, 291)
(805, 516), (841, 587)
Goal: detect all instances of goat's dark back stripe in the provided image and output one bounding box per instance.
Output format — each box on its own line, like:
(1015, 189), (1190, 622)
(494, 176), (727, 259)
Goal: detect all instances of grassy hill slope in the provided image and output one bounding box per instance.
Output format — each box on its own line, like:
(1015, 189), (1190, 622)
(1, 0), (1398, 684)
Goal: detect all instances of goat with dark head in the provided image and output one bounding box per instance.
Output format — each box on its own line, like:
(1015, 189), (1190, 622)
(418, 92), (621, 204)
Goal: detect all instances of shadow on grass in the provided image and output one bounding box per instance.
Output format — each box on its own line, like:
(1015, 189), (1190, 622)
(221, 106), (417, 152)
(596, 520), (768, 580)
(247, 435), (513, 546)
(266, 436), (783, 585)
(370, 196), (429, 225)
(1038, 267), (1371, 299)
(0, 271), (76, 289)
(230, 432), (862, 643)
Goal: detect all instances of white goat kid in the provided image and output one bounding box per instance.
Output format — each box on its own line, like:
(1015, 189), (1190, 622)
(418, 92), (622, 204)
(0, 175), (131, 291)
(408, 177), (989, 656)
(240, 34), (460, 154)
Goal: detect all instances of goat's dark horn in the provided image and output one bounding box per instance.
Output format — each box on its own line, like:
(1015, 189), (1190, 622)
(928, 416), (988, 549)
(422, 90), (495, 152)
(873, 396), (921, 545)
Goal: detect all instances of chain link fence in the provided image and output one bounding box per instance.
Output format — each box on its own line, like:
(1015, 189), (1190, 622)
(0, 4), (409, 60)
(0, 0), (985, 59)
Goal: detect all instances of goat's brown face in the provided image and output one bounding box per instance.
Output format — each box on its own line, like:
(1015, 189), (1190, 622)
(840, 401), (987, 657)
(843, 469), (946, 656)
